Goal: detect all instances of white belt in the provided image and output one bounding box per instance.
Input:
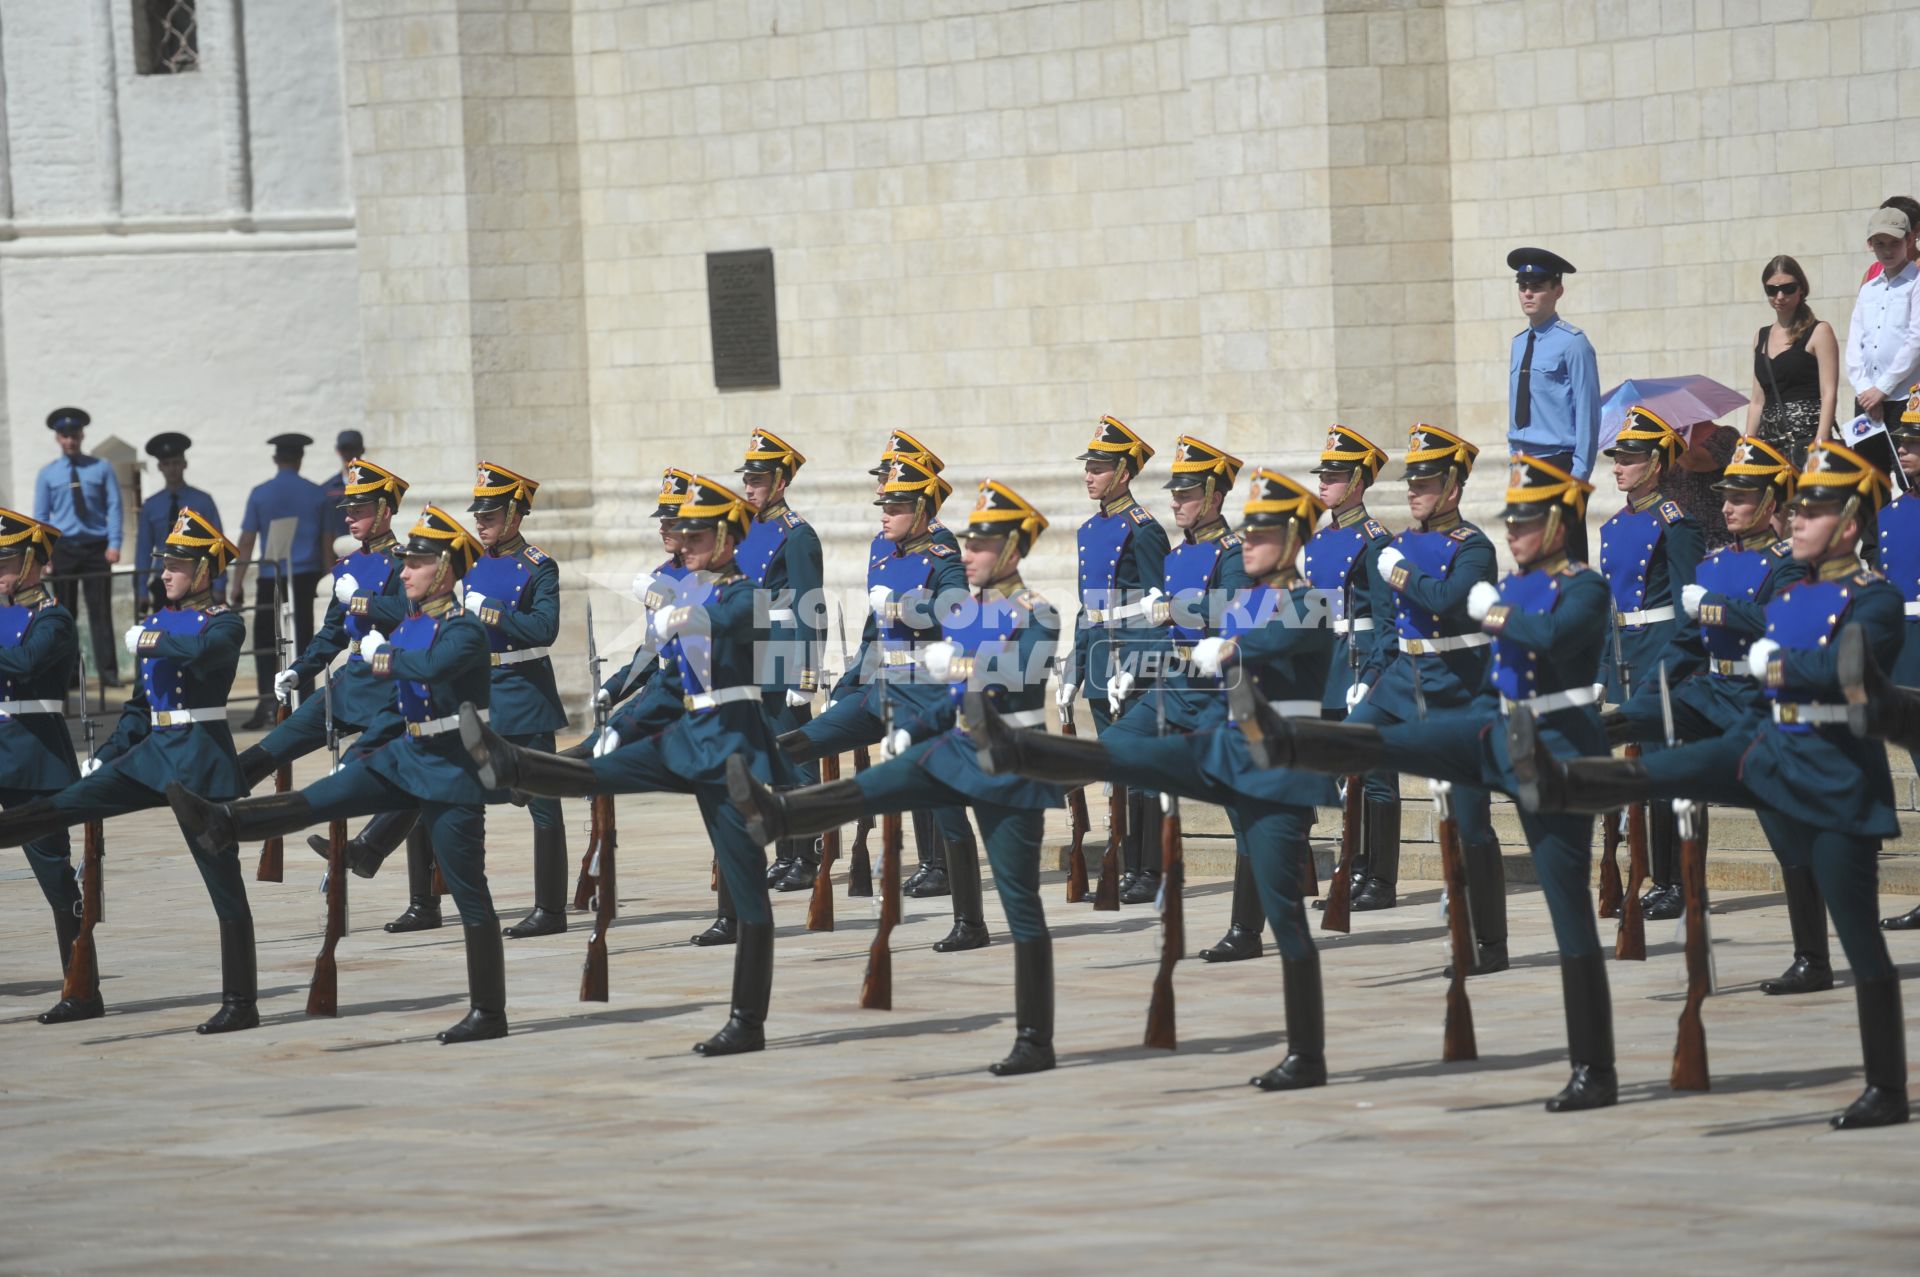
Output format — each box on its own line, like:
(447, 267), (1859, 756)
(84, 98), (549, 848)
(685, 686), (762, 711)
(0, 698), (64, 715)
(152, 708), (226, 727)
(1709, 658), (1748, 678)
(999, 707), (1048, 728)
(1399, 633), (1491, 655)
(408, 708), (485, 738)
(881, 649), (919, 667)
(1084, 599), (1154, 624)
(1267, 699), (1321, 718)
(1615, 605), (1676, 627)
(1500, 685), (1600, 716)
(766, 607), (797, 623)
(1772, 702), (1849, 725)
(491, 646), (551, 667)
(1905, 601), (1920, 618)
(1332, 618), (1374, 635)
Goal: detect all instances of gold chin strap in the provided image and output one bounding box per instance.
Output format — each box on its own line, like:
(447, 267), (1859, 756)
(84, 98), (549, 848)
(191, 558), (212, 596)
(990, 535), (1019, 583)
(1540, 506), (1564, 558)
(1828, 494), (1861, 556)
(430, 554), (452, 598)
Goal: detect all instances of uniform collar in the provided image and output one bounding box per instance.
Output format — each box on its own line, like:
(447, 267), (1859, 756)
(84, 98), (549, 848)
(491, 533), (527, 558)
(979, 573), (1025, 601)
(898, 532), (933, 556)
(1100, 492), (1137, 518)
(1629, 488), (1665, 514)
(1529, 552), (1571, 576)
(1814, 556), (1858, 582)
(1334, 504), (1371, 529)
(1257, 568), (1302, 589)
(1421, 508), (1462, 534)
(421, 593), (459, 618)
(1739, 528), (1776, 552)
(758, 497), (790, 523)
(8, 584), (49, 607)
(1186, 516), (1230, 544)
(176, 589), (215, 612)
(366, 531), (398, 554)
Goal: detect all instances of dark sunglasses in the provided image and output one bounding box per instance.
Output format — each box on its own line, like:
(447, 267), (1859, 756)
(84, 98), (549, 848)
(1764, 282), (1801, 297)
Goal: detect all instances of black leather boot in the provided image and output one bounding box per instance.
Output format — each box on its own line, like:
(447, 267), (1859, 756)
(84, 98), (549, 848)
(503, 825), (569, 938)
(1883, 902), (1920, 931)
(967, 690), (1107, 781)
(691, 915), (738, 946)
(1598, 707), (1638, 749)
(39, 904), (104, 1024)
(1544, 953), (1617, 1112)
(933, 826), (990, 952)
(764, 844), (797, 887)
(311, 809), (416, 879)
(1509, 706), (1655, 814)
(695, 920), (773, 1055)
(196, 919), (260, 1034)
(1642, 803), (1681, 921)
(1761, 865), (1833, 995)
(903, 812), (946, 897)
(241, 696), (275, 731)
(1251, 954), (1327, 1090)
(990, 938), (1055, 1075)
(1120, 789), (1162, 905)
(238, 744), (279, 793)
(777, 729), (824, 765)
(726, 755), (867, 847)
(1200, 857), (1264, 962)
(167, 783), (315, 858)
(1350, 799), (1400, 912)
(774, 835), (820, 891)
(1445, 836), (1509, 975)
(1118, 784), (1146, 897)
(439, 922), (509, 1043)
(1839, 620), (1920, 749)
(1832, 975), (1910, 1129)
(0, 798), (72, 851)
(384, 828), (443, 932)
(459, 705), (598, 796)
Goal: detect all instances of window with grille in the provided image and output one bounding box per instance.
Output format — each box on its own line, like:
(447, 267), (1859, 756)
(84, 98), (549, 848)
(133, 0), (199, 76)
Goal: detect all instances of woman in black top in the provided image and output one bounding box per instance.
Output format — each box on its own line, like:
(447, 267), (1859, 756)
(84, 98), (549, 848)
(1745, 254), (1837, 466)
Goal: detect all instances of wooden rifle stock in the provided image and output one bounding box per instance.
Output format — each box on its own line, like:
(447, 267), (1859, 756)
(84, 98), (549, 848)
(847, 745), (875, 897)
(306, 819), (348, 1016)
(1093, 783), (1123, 911)
(1436, 797), (1478, 1061)
(571, 819), (597, 912)
(1670, 808), (1710, 1091)
(1143, 795), (1184, 1050)
(1615, 744), (1648, 961)
(1597, 807), (1624, 919)
(256, 703), (291, 881)
(1059, 717), (1091, 903)
(1321, 777), (1362, 934)
(61, 819), (105, 1003)
(860, 810), (902, 1009)
(807, 751), (841, 931)
(580, 793), (616, 1001)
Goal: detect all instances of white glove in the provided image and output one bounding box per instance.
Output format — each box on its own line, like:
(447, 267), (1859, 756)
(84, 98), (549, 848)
(630, 570), (657, 603)
(1376, 545), (1405, 579)
(650, 606), (680, 644)
(359, 629), (387, 660)
(1466, 581), (1500, 622)
(1106, 667), (1136, 707)
(122, 624), (145, 656)
(921, 640), (958, 681)
(333, 573), (360, 605)
(785, 688), (811, 708)
(593, 727), (622, 758)
(593, 686), (612, 713)
(329, 758), (347, 776)
(880, 727), (912, 761)
(1345, 681), (1370, 711)
(462, 585), (491, 615)
(80, 756), (103, 777)
(1190, 636), (1231, 676)
(273, 668), (300, 704)
(1681, 583), (1706, 619)
(1055, 675), (1079, 709)
(868, 584), (893, 616)
(1747, 637), (1779, 680)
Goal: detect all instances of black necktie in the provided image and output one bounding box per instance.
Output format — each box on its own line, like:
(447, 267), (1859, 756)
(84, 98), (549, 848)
(1515, 329), (1535, 430)
(166, 490), (179, 531)
(68, 459), (89, 521)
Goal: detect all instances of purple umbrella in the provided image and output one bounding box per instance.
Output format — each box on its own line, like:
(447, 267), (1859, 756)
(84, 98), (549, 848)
(1599, 375), (1749, 448)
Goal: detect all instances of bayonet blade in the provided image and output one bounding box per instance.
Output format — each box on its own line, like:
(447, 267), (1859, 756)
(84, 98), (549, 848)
(1658, 661), (1677, 750)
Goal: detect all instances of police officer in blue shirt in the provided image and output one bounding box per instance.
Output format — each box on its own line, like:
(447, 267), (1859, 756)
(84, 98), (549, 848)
(1596, 406), (1705, 922)
(134, 433), (223, 610)
(231, 433), (333, 728)
(170, 506), (512, 1045)
(0, 510), (255, 1034)
(732, 480), (1066, 1075)
(33, 407), (125, 687)
(1061, 415), (1170, 904)
(1508, 248), (1601, 563)
(0, 510), (91, 1023)
(735, 428), (827, 892)
(1518, 442), (1909, 1130)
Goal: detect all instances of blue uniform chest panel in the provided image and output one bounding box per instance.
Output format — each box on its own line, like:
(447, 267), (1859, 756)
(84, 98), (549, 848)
(673, 579), (753, 701)
(391, 614), (444, 721)
(1877, 494), (1920, 602)
(0, 605), (36, 702)
(139, 608), (214, 713)
(738, 518), (788, 585)
(1763, 579), (1855, 727)
(1077, 511), (1135, 601)
(1695, 546), (1774, 660)
(466, 554), (534, 652)
(1599, 507), (1667, 612)
(337, 549), (397, 651)
(940, 601), (1024, 709)
(1304, 524), (1367, 606)
(1392, 529), (1468, 639)
(871, 551), (943, 641)
(1164, 540), (1225, 642)
(1489, 569), (1561, 700)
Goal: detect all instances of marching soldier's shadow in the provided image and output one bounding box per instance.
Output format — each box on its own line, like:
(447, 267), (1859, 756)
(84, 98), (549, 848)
(61, 983), (311, 1041)
(321, 1000), (711, 1051)
(770, 1012), (1008, 1052)
(1439, 1061), (1863, 1122)
(0, 978), (67, 1000)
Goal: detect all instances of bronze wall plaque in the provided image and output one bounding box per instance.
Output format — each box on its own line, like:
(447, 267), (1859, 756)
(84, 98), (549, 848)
(707, 249), (780, 390)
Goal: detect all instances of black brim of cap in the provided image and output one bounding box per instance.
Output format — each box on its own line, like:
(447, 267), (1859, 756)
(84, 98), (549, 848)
(1162, 475), (1207, 490)
(1308, 461), (1362, 476)
(1709, 475), (1771, 492)
(1499, 504), (1554, 522)
(1402, 460), (1457, 479)
(466, 497), (512, 513)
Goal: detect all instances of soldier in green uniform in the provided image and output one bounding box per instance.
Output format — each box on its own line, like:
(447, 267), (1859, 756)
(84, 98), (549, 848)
(728, 479), (1067, 1075)
(0, 510), (256, 1033)
(168, 506), (512, 1043)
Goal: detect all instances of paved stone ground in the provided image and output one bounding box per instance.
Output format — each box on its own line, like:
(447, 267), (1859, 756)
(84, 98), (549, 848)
(3, 757), (1917, 1275)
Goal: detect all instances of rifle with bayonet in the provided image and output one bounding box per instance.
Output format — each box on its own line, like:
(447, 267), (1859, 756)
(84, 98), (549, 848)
(257, 561), (297, 882)
(581, 597), (617, 1001)
(1612, 615), (1648, 961)
(1323, 578), (1363, 933)
(860, 686), (901, 1010)
(307, 665), (347, 1016)
(62, 646), (104, 1007)
(1415, 662), (1476, 1062)
(808, 605), (853, 931)
(1143, 689), (1184, 1050)
(1058, 687), (1091, 904)
(1662, 663), (1711, 1091)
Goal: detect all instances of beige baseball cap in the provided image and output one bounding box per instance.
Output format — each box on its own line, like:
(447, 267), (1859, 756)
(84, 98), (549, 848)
(1867, 207), (1912, 239)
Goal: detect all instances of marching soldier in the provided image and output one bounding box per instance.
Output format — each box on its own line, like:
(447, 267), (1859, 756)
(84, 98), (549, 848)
(1515, 442), (1908, 1130)
(168, 506), (512, 1044)
(0, 510), (91, 1023)
(1304, 424), (1395, 908)
(586, 468), (694, 755)
(133, 433), (223, 610)
(1108, 436), (1249, 915)
(1595, 406), (1705, 921)
(965, 468), (1339, 1089)
(0, 510), (256, 1033)
(729, 480), (1066, 1075)
(1877, 393), (1920, 931)
(453, 476), (800, 1057)
(735, 429), (827, 893)
(1348, 426), (1506, 974)
(1061, 416), (1169, 910)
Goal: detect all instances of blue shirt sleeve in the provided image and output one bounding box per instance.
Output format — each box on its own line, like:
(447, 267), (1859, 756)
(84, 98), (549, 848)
(103, 462), (123, 549)
(33, 465), (54, 524)
(1569, 332), (1601, 481)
